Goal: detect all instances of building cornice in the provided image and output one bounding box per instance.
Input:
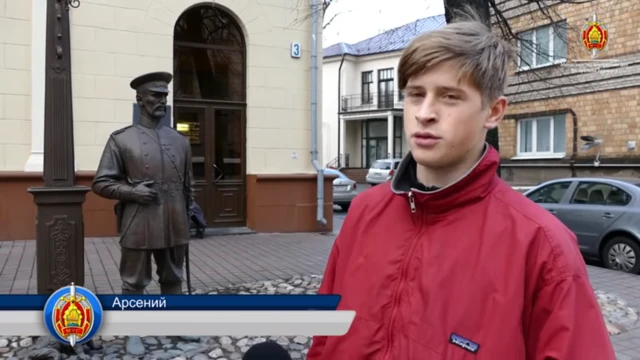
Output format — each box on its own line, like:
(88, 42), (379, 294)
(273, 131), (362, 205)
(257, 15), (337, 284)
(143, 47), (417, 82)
(322, 50), (403, 64)
(507, 52), (640, 103)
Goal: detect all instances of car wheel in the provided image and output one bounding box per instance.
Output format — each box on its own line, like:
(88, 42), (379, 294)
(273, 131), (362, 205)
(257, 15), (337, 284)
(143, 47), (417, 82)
(602, 236), (640, 274)
(341, 203), (350, 211)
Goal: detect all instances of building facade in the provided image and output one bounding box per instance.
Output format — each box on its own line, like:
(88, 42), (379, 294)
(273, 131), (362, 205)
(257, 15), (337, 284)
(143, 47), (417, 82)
(0, 0), (332, 241)
(498, 0), (640, 184)
(321, 15), (445, 178)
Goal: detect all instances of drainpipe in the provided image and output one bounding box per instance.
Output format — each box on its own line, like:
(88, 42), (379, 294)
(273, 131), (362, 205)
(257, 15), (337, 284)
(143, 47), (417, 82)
(310, 0), (327, 226)
(569, 109), (578, 177)
(337, 51), (346, 168)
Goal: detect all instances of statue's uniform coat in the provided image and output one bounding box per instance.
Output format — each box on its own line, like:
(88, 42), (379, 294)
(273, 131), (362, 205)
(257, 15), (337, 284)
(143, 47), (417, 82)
(93, 123), (193, 250)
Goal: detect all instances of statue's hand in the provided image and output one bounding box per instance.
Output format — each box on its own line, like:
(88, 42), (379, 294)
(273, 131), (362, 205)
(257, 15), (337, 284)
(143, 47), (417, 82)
(131, 184), (157, 204)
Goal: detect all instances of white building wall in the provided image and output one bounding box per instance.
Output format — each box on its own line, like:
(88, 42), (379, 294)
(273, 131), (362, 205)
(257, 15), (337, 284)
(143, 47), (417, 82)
(321, 51), (403, 168)
(0, 0), (32, 171)
(321, 60), (340, 166)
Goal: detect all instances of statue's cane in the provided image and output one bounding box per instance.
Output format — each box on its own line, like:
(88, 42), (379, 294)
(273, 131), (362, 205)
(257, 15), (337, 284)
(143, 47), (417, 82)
(186, 244), (192, 295)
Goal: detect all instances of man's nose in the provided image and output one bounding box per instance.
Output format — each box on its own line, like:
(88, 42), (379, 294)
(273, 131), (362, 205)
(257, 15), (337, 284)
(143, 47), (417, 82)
(415, 99), (437, 123)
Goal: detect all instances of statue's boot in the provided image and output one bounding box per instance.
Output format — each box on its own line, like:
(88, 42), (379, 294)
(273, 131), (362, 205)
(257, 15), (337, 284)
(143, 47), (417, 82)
(160, 283), (183, 295)
(122, 287), (146, 356)
(161, 282), (199, 341)
(125, 336), (146, 356)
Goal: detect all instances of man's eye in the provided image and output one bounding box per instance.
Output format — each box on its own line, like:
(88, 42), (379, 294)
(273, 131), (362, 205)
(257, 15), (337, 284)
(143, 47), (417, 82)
(408, 92), (424, 98)
(443, 94), (459, 100)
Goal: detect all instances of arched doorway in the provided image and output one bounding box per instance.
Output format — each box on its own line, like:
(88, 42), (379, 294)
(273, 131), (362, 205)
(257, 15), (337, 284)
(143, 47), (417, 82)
(173, 5), (246, 228)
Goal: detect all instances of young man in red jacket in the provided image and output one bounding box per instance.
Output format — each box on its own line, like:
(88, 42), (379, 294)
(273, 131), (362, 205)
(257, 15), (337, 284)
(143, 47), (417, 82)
(307, 15), (615, 360)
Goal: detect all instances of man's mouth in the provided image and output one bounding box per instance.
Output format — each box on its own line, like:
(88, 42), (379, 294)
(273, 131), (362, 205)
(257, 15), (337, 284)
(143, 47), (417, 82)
(413, 132), (441, 140)
(412, 132), (441, 147)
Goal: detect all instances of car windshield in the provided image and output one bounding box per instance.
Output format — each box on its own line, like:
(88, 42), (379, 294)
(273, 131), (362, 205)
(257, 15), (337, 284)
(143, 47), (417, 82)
(372, 161), (392, 170)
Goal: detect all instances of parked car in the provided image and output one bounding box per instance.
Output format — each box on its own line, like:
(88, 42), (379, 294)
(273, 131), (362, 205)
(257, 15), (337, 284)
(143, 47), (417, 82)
(523, 177), (640, 274)
(366, 158), (402, 185)
(324, 168), (358, 211)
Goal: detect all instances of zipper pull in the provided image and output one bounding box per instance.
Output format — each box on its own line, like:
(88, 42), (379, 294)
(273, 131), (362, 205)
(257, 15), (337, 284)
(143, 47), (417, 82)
(408, 191), (416, 213)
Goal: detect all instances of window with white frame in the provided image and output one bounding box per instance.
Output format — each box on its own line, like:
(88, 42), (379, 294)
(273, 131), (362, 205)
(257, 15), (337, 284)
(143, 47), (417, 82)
(517, 115), (566, 157)
(518, 22), (567, 70)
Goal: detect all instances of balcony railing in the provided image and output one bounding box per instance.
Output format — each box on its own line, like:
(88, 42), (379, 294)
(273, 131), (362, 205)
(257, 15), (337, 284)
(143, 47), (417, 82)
(340, 91), (403, 112)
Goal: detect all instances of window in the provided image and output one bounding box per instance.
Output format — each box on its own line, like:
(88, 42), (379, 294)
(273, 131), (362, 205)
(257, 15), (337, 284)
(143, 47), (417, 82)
(526, 181), (571, 204)
(570, 182), (632, 206)
(378, 68), (394, 108)
(518, 22), (567, 70)
(361, 120), (388, 167)
(174, 6), (245, 101)
(361, 71), (373, 105)
(517, 114), (566, 157)
(393, 116), (405, 158)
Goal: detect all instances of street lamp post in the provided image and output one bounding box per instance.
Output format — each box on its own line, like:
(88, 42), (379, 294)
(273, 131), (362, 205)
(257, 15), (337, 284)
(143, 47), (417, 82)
(28, 0), (89, 294)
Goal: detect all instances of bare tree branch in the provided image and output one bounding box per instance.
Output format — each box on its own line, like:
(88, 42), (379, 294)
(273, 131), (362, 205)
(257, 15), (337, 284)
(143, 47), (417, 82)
(290, 0), (342, 31)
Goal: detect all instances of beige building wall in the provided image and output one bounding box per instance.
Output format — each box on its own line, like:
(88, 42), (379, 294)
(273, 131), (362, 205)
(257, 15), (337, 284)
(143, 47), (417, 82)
(20, 0), (322, 174)
(0, 0), (31, 171)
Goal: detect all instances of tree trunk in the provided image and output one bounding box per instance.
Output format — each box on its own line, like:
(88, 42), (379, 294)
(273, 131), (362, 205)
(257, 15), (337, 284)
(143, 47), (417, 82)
(444, 0), (501, 177)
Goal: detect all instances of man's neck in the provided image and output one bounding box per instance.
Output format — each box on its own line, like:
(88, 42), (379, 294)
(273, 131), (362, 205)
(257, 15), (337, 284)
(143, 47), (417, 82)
(415, 145), (485, 189)
(139, 115), (160, 129)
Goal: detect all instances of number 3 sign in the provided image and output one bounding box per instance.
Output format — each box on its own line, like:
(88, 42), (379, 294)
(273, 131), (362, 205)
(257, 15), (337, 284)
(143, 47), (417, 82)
(291, 42), (301, 58)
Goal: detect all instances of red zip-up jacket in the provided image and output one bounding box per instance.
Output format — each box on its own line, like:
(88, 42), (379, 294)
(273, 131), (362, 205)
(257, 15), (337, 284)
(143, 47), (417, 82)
(308, 146), (615, 359)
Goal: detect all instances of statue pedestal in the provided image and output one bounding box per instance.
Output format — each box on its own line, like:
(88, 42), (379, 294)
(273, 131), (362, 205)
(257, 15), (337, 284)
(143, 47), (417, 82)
(28, 185), (90, 294)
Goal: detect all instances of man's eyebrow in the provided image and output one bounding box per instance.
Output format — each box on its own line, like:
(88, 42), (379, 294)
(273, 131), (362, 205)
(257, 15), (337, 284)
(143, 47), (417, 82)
(403, 85), (424, 91)
(436, 85), (466, 93)
(404, 85), (467, 94)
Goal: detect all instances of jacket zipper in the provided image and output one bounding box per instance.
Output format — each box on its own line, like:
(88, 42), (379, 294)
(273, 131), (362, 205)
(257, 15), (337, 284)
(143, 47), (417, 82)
(383, 191), (420, 358)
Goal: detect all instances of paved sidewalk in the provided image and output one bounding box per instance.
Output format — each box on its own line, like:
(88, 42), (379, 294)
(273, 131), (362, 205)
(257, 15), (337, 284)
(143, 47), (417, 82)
(1, 233), (639, 358)
(0, 233), (335, 295)
(587, 266), (640, 359)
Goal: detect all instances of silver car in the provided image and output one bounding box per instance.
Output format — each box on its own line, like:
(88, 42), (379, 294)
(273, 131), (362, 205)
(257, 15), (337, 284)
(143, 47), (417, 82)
(366, 159), (402, 185)
(324, 168), (357, 211)
(524, 177), (640, 274)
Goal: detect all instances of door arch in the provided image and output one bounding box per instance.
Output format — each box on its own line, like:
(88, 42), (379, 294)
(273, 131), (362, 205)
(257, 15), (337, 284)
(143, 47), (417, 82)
(173, 5), (247, 228)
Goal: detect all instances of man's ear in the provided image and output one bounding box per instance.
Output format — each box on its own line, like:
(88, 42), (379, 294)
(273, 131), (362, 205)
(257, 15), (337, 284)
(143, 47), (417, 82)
(135, 94), (143, 106)
(484, 96), (508, 130)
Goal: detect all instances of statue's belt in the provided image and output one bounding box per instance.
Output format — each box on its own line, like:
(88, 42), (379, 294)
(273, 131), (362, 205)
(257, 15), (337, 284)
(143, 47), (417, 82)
(140, 181), (184, 191)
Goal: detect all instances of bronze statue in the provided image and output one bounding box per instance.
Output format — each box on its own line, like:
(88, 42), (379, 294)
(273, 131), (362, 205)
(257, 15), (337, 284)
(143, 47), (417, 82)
(92, 71), (194, 355)
(92, 71), (194, 296)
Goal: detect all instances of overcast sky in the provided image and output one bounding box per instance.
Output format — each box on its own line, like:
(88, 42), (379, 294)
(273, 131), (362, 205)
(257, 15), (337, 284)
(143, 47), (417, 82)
(322, 0), (445, 46)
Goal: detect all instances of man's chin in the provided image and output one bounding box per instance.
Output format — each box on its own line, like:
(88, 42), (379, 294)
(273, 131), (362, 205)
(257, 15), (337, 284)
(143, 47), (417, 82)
(411, 150), (449, 168)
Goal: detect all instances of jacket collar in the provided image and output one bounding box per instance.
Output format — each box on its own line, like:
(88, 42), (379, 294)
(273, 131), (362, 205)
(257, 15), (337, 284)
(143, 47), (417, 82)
(390, 144), (499, 214)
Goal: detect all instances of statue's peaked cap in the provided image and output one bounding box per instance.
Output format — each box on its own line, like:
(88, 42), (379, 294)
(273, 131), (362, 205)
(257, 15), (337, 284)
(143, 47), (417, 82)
(130, 71), (173, 93)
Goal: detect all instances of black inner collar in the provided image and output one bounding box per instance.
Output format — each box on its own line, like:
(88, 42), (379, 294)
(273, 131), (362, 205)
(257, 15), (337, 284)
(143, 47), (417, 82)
(407, 161), (440, 192)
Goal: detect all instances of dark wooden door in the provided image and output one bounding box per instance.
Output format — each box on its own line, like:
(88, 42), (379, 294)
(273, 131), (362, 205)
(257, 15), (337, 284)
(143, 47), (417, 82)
(174, 104), (212, 224)
(209, 107), (245, 227)
(174, 104), (246, 228)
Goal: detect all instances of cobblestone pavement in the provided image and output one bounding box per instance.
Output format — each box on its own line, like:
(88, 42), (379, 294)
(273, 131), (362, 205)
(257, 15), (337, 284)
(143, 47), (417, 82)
(0, 233), (639, 359)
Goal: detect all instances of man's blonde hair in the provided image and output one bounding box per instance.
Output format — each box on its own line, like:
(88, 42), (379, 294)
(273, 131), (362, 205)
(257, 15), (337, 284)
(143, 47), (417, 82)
(398, 10), (516, 105)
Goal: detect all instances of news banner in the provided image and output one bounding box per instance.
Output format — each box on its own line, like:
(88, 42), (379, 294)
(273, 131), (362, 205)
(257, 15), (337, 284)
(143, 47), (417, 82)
(0, 283), (355, 346)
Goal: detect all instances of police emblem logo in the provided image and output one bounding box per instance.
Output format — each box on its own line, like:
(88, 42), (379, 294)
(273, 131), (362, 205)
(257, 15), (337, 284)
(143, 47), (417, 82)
(582, 18), (608, 57)
(43, 283), (103, 346)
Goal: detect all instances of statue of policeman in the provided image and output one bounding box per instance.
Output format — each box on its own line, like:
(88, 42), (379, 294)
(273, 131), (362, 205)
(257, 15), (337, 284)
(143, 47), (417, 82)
(91, 71), (194, 355)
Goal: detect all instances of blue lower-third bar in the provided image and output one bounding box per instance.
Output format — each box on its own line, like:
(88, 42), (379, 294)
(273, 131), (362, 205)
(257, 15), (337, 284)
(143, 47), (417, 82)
(0, 294), (342, 311)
